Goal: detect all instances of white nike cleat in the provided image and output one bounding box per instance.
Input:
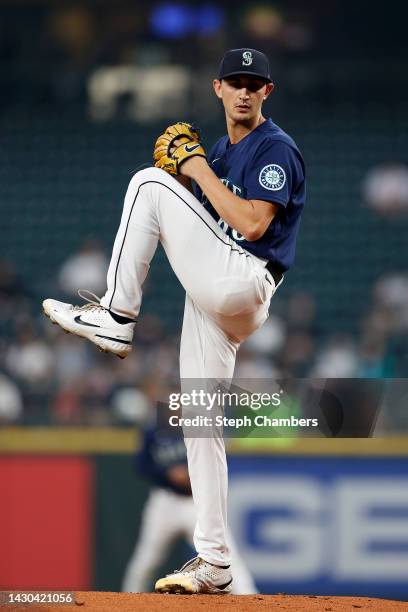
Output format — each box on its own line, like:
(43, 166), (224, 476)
(154, 557), (232, 595)
(42, 290), (135, 359)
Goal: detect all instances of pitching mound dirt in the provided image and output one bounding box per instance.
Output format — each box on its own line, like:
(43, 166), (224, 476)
(5, 591), (408, 611)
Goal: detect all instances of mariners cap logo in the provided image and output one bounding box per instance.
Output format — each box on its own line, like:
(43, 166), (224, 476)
(259, 164), (286, 191)
(242, 51), (253, 66)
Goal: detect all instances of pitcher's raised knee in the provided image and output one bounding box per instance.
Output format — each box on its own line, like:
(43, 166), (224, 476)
(132, 166), (174, 185)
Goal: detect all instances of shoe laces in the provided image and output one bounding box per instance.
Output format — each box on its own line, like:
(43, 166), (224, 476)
(73, 289), (107, 313)
(172, 556), (201, 576)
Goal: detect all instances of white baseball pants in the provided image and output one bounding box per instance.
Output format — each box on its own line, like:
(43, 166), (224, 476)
(101, 167), (278, 566)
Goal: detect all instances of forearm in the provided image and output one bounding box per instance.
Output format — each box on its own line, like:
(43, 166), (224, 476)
(190, 163), (261, 240)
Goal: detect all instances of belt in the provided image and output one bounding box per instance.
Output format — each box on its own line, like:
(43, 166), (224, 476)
(265, 261), (284, 287)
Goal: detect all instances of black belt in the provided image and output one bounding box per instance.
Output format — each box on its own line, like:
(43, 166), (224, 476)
(265, 261), (284, 287)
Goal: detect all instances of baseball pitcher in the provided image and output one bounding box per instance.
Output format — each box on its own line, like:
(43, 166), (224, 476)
(43, 48), (306, 594)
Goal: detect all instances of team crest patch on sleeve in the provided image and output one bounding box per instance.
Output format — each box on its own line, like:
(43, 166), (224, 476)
(259, 164), (286, 191)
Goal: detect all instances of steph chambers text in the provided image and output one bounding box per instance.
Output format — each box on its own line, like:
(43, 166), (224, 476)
(169, 415), (318, 429)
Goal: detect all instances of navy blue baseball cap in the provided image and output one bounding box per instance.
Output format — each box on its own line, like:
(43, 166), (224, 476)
(218, 48), (272, 84)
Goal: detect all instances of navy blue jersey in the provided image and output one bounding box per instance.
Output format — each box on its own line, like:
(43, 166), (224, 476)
(136, 426), (191, 496)
(195, 118), (306, 272)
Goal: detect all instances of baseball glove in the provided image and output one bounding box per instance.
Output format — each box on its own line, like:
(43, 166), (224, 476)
(166, 121), (201, 144)
(153, 121), (207, 175)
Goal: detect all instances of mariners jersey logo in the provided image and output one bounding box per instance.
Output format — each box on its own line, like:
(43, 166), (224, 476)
(259, 164), (286, 191)
(242, 51), (253, 66)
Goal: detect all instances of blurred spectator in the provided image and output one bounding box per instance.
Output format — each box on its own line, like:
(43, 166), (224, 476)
(52, 385), (82, 424)
(82, 362), (116, 405)
(363, 163), (408, 216)
(243, 314), (286, 356)
(58, 239), (108, 298)
(110, 350), (147, 386)
(358, 329), (391, 377)
(0, 373), (23, 423)
(311, 335), (359, 378)
(134, 314), (165, 347)
(143, 338), (180, 382)
(285, 291), (318, 334)
(111, 386), (154, 425)
(280, 331), (315, 377)
(373, 274), (408, 331)
(53, 333), (90, 385)
(5, 325), (54, 387)
(235, 351), (278, 378)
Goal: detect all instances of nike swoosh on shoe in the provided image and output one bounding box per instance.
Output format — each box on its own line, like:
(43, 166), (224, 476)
(74, 315), (101, 328)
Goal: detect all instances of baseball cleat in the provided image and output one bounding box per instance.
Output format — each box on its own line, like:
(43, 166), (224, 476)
(154, 557), (232, 595)
(42, 290), (135, 359)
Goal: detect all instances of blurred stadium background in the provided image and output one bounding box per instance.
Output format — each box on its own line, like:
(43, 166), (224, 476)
(1, 0), (408, 601)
